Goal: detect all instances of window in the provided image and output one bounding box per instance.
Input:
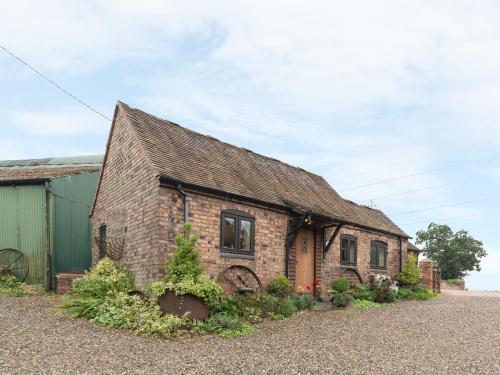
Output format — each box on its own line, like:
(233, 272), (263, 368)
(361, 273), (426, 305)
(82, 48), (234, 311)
(98, 224), (107, 259)
(370, 241), (387, 270)
(220, 210), (255, 256)
(340, 235), (357, 266)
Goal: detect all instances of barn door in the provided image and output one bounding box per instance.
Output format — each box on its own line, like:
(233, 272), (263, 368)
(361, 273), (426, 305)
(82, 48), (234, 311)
(295, 229), (315, 294)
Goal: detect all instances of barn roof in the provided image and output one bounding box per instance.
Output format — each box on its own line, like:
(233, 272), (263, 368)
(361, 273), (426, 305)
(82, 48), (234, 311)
(117, 102), (408, 237)
(0, 155), (103, 181)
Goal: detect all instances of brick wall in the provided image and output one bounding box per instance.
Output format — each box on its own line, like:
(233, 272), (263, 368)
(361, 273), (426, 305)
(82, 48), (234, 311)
(55, 273), (83, 294)
(319, 225), (406, 291)
(418, 259), (434, 290)
(156, 186), (289, 291)
(90, 110), (162, 289)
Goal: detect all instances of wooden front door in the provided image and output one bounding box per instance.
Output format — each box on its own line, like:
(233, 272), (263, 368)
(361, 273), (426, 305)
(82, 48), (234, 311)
(295, 229), (315, 294)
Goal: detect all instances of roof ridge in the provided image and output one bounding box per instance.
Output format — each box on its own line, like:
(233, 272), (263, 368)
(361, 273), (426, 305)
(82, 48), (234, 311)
(119, 102), (325, 180)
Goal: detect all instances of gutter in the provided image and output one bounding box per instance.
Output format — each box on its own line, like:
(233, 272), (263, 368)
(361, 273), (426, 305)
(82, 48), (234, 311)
(176, 184), (189, 223)
(399, 237), (403, 272)
(0, 178), (48, 186)
(158, 175), (411, 239)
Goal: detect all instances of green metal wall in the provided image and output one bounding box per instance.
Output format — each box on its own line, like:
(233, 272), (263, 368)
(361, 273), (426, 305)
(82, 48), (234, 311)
(0, 184), (47, 283)
(50, 172), (99, 284)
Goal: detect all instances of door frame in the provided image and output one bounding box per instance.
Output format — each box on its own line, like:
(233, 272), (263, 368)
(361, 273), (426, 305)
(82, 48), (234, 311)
(294, 228), (316, 293)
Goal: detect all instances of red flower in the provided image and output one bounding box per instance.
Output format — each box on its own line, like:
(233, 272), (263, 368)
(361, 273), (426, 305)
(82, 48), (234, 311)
(306, 285), (311, 290)
(313, 280), (319, 287)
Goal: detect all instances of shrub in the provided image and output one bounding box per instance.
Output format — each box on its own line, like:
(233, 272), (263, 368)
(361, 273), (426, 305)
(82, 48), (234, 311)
(214, 294), (241, 317)
(0, 275), (31, 297)
(269, 275), (291, 296)
(92, 293), (188, 337)
(370, 274), (398, 303)
(397, 254), (420, 286)
(71, 258), (135, 299)
(352, 299), (388, 309)
(166, 224), (203, 283)
(397, 286), (438, 301)
(331, 277), (350, 293)
(290, 294), (316, 311)
(352, 284), (375, 301)
(445, 279), (463, 286)
(204, 313), (253, 337)
(149, 275), (223, 308)
(332, 291), (353, 308)
(279, 296), (298, 317)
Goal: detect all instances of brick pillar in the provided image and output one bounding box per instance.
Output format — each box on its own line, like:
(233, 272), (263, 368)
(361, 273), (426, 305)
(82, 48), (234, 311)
(418, 259), (433, 290)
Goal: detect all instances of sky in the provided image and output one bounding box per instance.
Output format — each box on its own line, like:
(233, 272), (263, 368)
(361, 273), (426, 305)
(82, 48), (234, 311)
(1, 1), (499, 290)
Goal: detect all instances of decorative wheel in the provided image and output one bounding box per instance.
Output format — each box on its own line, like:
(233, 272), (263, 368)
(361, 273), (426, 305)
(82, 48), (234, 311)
(0, 248), (29, 282)
(341, 267), (363, 285)
(219, 265), (262, 294)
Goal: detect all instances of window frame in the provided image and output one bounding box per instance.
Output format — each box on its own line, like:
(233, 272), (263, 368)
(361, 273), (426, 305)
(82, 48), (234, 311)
(370, 241), (388, 270)
(98, 224), (107, 259)
(340, 235), (357, 267)
(220, 209), (255, 257)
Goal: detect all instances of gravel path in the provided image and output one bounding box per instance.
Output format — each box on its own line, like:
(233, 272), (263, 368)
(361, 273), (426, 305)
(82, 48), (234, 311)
(1, 294), (499, 374)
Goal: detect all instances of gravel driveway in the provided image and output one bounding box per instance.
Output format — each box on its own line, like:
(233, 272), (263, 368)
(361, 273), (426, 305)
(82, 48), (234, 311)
(1, 294), (499, 374)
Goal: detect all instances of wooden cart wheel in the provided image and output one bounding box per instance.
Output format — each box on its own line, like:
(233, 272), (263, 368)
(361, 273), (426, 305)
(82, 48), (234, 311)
(219, 265), (262, 294)
(0, 248), (29, 282)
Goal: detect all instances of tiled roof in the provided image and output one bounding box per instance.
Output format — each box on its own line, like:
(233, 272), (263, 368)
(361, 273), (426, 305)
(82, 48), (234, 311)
(118, 102), (408, 237)
(0, 155), (103, 181)
(407, 242), (421, 252)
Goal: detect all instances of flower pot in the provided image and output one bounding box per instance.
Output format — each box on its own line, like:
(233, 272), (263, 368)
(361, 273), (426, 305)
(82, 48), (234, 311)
(157, 289), (209, 320)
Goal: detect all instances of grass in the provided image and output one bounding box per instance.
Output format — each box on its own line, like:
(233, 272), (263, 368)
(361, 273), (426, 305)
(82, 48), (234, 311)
(444, 279), (463, 286)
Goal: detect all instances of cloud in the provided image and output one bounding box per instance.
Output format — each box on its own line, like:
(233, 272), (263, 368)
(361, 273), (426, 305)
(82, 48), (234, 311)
(10, 108), (109, 135)
(466, 248), (500, 291)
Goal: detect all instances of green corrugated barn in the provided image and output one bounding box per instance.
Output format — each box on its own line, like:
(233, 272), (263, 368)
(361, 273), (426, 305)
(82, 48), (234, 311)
(0, 155), (103, 289)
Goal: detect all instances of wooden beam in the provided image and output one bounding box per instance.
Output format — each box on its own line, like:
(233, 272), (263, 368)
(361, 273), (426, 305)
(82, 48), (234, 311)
(324, 224), (343, 254)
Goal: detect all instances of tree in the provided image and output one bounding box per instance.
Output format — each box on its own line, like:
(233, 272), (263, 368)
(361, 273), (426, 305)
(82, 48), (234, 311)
(416, 223), (487, 280)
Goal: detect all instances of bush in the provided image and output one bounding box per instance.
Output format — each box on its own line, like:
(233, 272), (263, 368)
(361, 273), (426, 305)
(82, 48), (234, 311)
(204, 313), (254, 337)
(370, 274), (398, 303)
(269, 275), (291, 296)
(352, 284), (375, 301)
(331, 277), (350, 293)
(214, 294), (241, 317)
(150, 224), (223, 308)
(71, 258), (135, 299)
(166, 224), (203, 283)
(92, 293), (188, 337)
(332, 291), (353, 308)
(149, 275), (223, 308)
(290, 294), (316, 311)
(0, 275), (32, 297)
(352, 299), (388, 309)
(397, 286), (438, 301)
(279, 296), (298, 317)
(397, 254), (420, 286)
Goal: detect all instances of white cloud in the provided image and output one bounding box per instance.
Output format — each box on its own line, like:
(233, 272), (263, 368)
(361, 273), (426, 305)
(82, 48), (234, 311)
(466, 248), (500, 291)
(10, 108), (109, 135)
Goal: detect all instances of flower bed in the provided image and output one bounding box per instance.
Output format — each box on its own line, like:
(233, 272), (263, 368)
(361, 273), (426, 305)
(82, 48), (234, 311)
(57, 224), (316, 339)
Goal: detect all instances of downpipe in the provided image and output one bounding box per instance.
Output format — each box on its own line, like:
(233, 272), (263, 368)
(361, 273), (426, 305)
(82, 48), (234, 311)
(176, 184), (189, 223)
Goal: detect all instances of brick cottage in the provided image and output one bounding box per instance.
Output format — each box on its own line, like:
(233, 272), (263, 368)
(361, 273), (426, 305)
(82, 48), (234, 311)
(91, 102), (410, 297)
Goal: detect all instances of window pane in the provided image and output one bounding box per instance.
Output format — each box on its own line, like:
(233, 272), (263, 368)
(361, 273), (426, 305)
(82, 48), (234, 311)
(349, 240), (356, 263)
(223, 216), (236, 249)
(240, 219), (252, 251)
(341, 238), (348, 262)
(378, 246), (386, 268)
(370, 245), (377, 265)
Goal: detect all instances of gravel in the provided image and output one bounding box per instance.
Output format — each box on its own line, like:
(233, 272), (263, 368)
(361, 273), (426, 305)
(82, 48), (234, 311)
(0, 294), (499, 374)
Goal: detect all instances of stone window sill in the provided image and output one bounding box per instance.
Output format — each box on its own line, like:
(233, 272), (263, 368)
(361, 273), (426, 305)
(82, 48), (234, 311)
(220, 252), (255, 260)
(370, 268), (388, 273)
(340, 264), (357, 269)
